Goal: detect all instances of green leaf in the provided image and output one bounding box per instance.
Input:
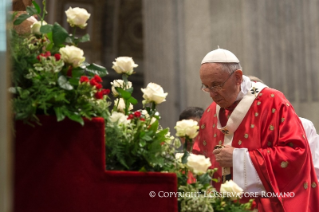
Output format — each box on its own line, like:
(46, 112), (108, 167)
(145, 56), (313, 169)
(128, 96), (138, 105)
(68, 77), (80, 86)
(126, 87), (133, 94)
(149, 119), (159, 133)
(116, 88), (131, 99)
(40, 24), (53, 34)
(142, 134), (153, 142)
(85, 63), (108, 77)
(197, 173), (211, 185)
(181, 151), (190, 164)
(14, 14), (31, 25)
(32, 1), (41, 14)
(79, 34), (90, 43)
(58, 76), (73, 90)
(65, 37), (73, 44)
(26, 6), (38, 16)
(54, 107), (65, 122)
(65, 113), (84, 126)
(52, 23), (69, 46)
(71, 67), (85, 78)
(139, 140), (146, 147)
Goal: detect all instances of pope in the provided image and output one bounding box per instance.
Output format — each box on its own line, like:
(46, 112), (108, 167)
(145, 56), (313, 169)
(192, 48), (319, 212)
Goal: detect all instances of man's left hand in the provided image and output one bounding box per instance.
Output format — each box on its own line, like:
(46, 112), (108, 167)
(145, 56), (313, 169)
(213, 145), (234, 167)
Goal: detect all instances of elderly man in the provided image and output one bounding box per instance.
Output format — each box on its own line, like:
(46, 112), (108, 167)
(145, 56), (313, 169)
(192, 48), (319, 212)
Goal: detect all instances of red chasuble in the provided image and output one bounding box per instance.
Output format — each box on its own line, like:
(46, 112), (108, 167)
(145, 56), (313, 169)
(193, 87), (319, 212)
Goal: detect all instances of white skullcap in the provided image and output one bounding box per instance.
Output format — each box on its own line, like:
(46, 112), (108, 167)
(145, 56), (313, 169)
(201, 48), (240, 64)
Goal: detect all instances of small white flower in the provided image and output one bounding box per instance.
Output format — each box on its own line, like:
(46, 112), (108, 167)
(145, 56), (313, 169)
(65, 7), (90, 29)
(109, 111), (130, 125)
(141, 83), (168, 105)
(112, 57), (138, 75)
(220, 180), (243, 200)
(141, 110), (150, 118)
(175, 119), (199, 139)
(30, 20), (47, 35)
(187, 154), (211, 175)
(8, 87), (17, 94)
(59, 45), (85, 67)
(114, 98), (133, 112)
(175, 153), (184, 162)
(111, 79), (132, 97)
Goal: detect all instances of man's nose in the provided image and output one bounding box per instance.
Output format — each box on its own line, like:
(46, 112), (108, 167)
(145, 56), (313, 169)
(209, 90), (218, 98)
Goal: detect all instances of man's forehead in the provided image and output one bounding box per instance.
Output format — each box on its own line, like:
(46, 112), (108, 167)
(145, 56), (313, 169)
(200, 63), (225, 75)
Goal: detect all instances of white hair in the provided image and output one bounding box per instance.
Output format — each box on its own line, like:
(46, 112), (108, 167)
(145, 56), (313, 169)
(219, 63), (242, 74)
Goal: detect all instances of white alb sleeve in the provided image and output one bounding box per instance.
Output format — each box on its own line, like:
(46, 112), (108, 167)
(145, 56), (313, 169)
(233, 148), (265, 193)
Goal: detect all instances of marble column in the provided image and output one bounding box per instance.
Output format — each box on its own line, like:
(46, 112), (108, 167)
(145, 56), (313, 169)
(0, 1), (12, 211)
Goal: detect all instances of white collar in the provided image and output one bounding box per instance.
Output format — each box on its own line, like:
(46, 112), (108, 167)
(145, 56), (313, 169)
(236, 75), (252, 101)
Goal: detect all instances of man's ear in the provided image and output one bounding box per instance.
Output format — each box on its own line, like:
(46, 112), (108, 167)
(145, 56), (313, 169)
(234, 70), (243, 85)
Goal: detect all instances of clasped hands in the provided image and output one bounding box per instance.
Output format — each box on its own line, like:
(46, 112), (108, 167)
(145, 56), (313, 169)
(213, 145), (234, 167)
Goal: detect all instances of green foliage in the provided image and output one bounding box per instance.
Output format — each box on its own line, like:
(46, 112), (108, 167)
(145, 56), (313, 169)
(11, 2), (110, 126)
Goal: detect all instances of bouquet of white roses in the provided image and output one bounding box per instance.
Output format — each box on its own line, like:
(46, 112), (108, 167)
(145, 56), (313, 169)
(11, 0), (109, 125)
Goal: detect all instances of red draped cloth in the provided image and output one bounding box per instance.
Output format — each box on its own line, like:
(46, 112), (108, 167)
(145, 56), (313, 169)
(14, 116), (177, 212)
(193, 87), (319, 211)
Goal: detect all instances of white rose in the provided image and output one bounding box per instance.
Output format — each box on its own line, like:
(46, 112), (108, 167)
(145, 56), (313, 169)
(114, 98), (133, 112)
(65, 7), (90, 29)
(109, 112), (130, 125)
(186, 154), (211, 175)
(59, 45), (85, 67)
(220, 180), (243, 200)
(175, 119), (199, 139)
(111, 79), (132, 97)
(141, 83), (168, 104)
(112, 57), (138, 75)
(30, 20), (47, 35)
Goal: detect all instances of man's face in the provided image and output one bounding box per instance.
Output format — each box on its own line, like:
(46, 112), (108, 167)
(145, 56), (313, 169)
(199, 63), (242, 108)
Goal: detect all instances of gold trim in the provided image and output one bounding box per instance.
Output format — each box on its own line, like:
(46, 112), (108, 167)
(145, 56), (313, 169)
(238, 140), (242, 145)
(259, 93), (263, 96)
(304, 182), (308, 189)
(281, 118), (285, 123)
(272, 108), (276, 113)
(255, 112), (259, 117)
(207, 108), (210, 112)
(286, 103), (290, 106)
(244, 134), (249, 138)
(271, 94), (275, 97)
(312, 182), (317, 188)
(281, 161), (288, 168)
(251, 124), (254, 128)
(270, 125), (274, 131)
(257, 101), (261, 105)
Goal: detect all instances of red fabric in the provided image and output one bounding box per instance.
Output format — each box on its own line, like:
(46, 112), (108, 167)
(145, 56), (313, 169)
(14, 115), (177, 212)
(192, 87), (319, 212)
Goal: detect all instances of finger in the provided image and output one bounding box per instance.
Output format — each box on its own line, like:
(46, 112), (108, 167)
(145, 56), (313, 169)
(213, 149), (221, 155)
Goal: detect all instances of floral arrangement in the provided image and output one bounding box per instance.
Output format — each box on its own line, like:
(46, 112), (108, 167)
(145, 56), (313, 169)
(11, 0), (109, 125)
(11, 1), (254, 211)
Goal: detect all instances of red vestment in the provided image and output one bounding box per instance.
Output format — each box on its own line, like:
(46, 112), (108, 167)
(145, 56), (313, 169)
(193, 87), (319, 212)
